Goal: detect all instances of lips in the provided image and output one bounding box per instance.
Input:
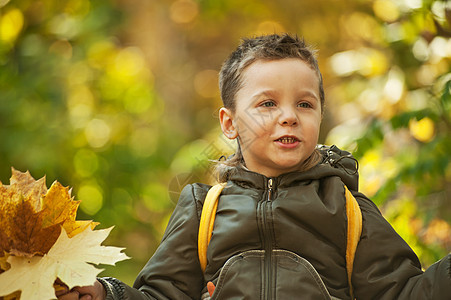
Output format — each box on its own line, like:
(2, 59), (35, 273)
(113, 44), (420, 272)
(275, 136), (300, 144)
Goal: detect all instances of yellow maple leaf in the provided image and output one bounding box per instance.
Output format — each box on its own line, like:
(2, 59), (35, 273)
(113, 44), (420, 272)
(40, 181), (98, 238)
(8, 168), (47, 211)
(0, 227), (129, 300)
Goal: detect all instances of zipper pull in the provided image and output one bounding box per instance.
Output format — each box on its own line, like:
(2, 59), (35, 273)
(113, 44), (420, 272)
(267, 178), (273, 201)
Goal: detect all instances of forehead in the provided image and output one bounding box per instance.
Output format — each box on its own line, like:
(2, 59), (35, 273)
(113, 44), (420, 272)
(239, 58), (320, 92)
(242, 57), (317, 78)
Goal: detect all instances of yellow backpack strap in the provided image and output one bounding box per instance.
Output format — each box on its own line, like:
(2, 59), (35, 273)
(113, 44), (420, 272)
(345, 185), (362, 300)
(198, 183), (226, 272)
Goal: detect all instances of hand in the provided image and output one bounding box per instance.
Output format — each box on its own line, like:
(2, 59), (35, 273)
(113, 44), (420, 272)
(56, 280), (106, 300)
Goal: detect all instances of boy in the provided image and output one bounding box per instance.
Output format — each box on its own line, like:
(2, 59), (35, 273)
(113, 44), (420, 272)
(59, 34), (451, 300)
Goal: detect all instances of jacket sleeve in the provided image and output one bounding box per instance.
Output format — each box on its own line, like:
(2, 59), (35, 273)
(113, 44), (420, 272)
(120, 184), (205, 300)
(352, 192), (451, 300)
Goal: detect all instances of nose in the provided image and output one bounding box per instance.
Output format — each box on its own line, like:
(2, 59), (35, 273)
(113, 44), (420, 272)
(278, 107), (298, 126)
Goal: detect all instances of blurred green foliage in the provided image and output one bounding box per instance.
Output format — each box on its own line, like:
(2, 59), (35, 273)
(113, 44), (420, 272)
(0, 0), (449, 285)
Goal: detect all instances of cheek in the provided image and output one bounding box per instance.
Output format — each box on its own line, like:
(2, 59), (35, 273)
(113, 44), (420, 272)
(303, 117), (321, 141)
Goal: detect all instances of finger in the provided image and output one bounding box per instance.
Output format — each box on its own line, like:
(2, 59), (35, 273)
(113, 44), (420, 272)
(79, 295), (92, 300)
(74, 280), (105, 300)
(55, 286), (70, 297)
(207, 281), (215, 297)
(55, 289), (69, 297)
(57, 291), (79, 300)
(54, 278), (70, 296)
(74, 285), (95, 294)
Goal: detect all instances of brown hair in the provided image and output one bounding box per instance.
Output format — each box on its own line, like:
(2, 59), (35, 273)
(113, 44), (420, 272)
(215, 33), (325, 182)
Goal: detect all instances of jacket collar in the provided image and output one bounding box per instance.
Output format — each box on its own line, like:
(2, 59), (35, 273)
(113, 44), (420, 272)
(228, 145), (359, 191)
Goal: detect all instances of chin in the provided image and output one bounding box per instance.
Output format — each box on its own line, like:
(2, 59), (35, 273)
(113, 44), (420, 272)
(277, 161), (305, 172)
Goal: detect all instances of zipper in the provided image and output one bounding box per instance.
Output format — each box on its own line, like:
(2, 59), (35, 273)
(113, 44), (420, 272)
(267, 178), (273, 200)
(263, 178), (274, 299)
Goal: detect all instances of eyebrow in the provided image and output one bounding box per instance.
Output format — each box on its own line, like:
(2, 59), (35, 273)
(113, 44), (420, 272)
(298, 90), (320, 101)
(251, 90), (277, 100)
(251, 89), (319, 101)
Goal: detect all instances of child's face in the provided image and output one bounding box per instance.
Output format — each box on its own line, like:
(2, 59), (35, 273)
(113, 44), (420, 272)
(220, 58), (322, 177)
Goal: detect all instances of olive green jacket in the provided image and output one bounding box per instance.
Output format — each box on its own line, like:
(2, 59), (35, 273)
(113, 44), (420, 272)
(110, 146), (451, 300)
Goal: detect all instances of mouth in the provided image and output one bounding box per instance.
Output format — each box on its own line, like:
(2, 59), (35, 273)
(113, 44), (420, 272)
(275, 136), (300, 144)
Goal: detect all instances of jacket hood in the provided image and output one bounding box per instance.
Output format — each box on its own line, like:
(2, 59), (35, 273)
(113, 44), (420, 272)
(228, 145), (359, 191)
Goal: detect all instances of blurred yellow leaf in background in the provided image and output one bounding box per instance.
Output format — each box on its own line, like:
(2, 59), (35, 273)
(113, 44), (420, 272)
(409, 117), (435, 142)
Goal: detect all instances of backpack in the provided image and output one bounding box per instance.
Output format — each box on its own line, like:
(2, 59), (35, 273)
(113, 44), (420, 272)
(198, 183), (362, 299)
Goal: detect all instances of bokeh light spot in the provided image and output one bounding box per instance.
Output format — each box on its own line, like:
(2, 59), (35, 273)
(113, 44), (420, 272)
(0, 8), (24, 43)
(123, 84), (154, 114)
(48, 39), (73, 59)
(330, 48), (388, 77)
(78, 183), (104, 215)
(402, 0), (422, 10)
(74, 149), (99, 177)
(424, 219), (451, 246)
(409, 117), (435, 143)
(48, 13), (79, 39)
(384, 68), (405, 103)
(329, 50), (361, 76)
(431, 1), (447, 20)
(359, 149), (384, 197)
(373, 0), (400, 22)
(343, 12), (382, 42)
(416, 64), (437, 86)
(429, 37), (449, 60)
(114, 47), (146, 77)
(85, 118), (111, 148)
(87, 40), (116, 68)
(170, 0), (199, 24)
(412, 38), (430, 61)
(360, 49), (389, 76)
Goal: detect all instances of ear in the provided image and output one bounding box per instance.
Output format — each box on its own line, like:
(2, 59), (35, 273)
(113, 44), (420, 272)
(219, 107), (238, 139)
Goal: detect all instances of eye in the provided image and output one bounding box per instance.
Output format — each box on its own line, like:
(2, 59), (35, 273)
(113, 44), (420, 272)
(297, 102), (312, 108)
(261, 100), (276, 107)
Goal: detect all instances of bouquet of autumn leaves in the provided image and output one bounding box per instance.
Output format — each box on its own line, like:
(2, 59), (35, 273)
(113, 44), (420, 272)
(0, 169), (129, 300)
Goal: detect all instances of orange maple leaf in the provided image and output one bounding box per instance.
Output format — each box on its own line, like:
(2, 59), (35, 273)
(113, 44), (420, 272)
(0, 168), (97, 259)
(8, 200), (61, 257)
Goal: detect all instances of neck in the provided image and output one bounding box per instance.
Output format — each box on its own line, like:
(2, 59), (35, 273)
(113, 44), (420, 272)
(243, 150), (322, 178)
